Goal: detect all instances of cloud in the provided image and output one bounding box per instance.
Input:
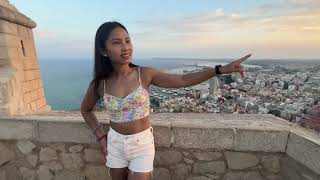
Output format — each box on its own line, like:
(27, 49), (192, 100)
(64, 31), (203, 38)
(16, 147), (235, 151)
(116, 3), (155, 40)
(286, 0), (320, 11)
(288, 0), (318, 5)
(32, 2), (320, 59)
(256, 4), (273, 14)
(130, 3), (320, 59)
(139, 8), (248, 37)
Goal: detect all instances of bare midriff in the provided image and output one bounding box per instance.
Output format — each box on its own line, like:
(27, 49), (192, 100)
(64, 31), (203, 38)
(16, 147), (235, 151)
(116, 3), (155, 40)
(109, 116), (150, 135)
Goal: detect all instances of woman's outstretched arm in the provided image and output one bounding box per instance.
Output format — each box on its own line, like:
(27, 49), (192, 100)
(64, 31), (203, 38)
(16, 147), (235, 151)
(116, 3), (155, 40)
(147, 54), (251, 88)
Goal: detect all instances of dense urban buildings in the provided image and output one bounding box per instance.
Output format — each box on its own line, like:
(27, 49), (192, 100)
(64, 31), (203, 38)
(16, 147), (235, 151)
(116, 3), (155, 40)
(148, 60), (320, 132)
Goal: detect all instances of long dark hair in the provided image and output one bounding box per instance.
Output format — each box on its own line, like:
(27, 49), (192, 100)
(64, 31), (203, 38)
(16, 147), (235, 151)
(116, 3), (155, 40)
(91, 21), (139, 105)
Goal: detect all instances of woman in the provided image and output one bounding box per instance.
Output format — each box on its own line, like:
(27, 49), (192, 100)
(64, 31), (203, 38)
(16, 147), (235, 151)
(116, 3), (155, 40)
(81, 21), (251, 180)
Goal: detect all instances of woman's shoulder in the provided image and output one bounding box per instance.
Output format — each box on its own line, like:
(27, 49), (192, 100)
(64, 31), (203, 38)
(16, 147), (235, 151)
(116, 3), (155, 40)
(96, 79), (106, 97)
(140, 66), (164, 77)
(138, 66), (163, 83)
(138, 66), (154, 77)
(139, 66), (159, 74)
(86, 79), (105, 98)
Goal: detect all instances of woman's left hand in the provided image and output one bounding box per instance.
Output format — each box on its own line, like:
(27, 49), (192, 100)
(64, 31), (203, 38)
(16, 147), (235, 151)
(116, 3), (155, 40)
(220, 54), (252, 79)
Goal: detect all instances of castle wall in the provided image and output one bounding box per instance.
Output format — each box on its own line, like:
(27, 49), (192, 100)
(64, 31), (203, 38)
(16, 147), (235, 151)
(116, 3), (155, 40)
(0, 0), (51, 115)
(0, 113), (319, 180)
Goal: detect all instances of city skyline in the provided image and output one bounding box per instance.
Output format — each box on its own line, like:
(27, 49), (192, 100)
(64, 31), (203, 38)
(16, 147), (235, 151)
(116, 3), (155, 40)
(10, 0), (320, 60)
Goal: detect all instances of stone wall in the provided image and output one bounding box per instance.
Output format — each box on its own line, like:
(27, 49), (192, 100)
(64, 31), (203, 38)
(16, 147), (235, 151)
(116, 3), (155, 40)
(0, 0), (51, 116)
(0, 112), (319, 180)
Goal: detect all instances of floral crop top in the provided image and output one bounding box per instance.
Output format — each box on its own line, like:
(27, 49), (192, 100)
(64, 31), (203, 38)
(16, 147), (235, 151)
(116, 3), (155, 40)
(103, 67), (150, 123)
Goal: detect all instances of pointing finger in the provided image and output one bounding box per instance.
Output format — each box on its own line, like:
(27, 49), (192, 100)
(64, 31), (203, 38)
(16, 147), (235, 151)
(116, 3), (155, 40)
(236, 53), (251, 64)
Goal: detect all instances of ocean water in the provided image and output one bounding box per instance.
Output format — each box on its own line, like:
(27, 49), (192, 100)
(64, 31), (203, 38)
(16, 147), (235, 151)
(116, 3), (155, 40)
(38, 58), (228, 111)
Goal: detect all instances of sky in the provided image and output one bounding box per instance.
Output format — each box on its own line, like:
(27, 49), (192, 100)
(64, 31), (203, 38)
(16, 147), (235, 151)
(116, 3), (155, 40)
(10, 0), (320, 60)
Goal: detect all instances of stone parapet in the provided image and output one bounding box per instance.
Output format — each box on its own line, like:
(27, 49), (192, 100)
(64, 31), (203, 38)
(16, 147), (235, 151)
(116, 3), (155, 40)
(0, 112), (319, 179)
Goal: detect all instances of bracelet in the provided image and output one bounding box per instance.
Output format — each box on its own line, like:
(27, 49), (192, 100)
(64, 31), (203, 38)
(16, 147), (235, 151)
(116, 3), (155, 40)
(97, 133), (107, 142)
(215, 65), (222, 75)
(92, 123), (103, 136)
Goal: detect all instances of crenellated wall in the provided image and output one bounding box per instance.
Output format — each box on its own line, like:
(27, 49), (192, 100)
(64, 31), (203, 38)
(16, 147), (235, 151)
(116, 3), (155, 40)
(0, 0), (51, 115)
(0, 112), (319, 180)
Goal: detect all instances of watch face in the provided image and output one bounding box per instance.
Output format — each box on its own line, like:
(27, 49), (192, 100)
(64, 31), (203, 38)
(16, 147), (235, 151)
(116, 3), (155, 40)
(215, 65), (222, 75)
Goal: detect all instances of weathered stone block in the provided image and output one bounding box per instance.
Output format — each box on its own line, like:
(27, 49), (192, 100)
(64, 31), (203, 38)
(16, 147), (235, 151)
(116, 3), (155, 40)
(17, 25), (30, 37)
(152, 122), (171, 147)
(193, 161), (226, 174)
(39, 147), (58, 162)
(38, 88), (45, 98)
(0, 46), (19, 59)
(24, 70), (35, 81)
(286, 131), (320, 175)
(193, 151), (222, 161)
(0, 142), (15, 166)
(23, 93), (31, 104)
(172, 127), (235, 150)
(36, 97), (46, 109)
(224, 151), (259, 170)
(234, 129), (288, 152)
(22, 81), (31, 93)
(60, 152), (83, 170)
(19, 167), (36, 180)
(153, 167), (170, 180)
(0, 19), (18, 35)
(261, 155), (281, 173)
(46, 161), (63, 171)
(0, 33), (20, 47)
(84, 148), (104, 163)
(38, 121), (95, 143)
(84, 165), (111, 180)
(53, 171), (84, 180)
(16, 139), (36, 154)
(154, 150), (182, 166)
(36, 165), (53, 180)
(30, 101), (36, 110)
(47, 143), (66, 153)
(2, 165), (22, 180)
(172, 163), (191, 180)
(69, 145), (84, 153)
(0, 119), (35, 140)
(31, 90), (38, 101)
(184, 157), (194, 164)
(23, 58), (39, 70)
(26, 154), (38, 167)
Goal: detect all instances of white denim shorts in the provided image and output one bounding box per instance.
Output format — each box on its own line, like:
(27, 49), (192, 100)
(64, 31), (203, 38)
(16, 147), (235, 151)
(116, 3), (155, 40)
(105, 126), (155, 174)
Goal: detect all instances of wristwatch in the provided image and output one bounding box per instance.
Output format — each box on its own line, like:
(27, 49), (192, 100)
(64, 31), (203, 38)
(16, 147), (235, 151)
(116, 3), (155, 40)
(215, 65), (222, 75)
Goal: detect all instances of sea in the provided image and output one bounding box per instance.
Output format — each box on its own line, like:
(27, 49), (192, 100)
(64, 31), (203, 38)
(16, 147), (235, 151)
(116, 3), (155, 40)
(38, 58), (232, 111)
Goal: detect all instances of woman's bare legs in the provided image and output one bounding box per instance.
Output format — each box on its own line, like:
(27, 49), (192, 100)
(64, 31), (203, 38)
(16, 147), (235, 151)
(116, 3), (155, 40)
(127, 169), (153, 180)
(109, 167), (129, 180)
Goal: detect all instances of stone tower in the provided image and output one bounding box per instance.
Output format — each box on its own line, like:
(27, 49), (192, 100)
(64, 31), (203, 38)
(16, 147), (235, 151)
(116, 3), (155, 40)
(0, 0), (51, 115)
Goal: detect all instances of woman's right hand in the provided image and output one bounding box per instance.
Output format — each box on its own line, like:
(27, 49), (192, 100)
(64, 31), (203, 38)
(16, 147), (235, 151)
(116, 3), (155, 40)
(98, 137), (108, 163)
